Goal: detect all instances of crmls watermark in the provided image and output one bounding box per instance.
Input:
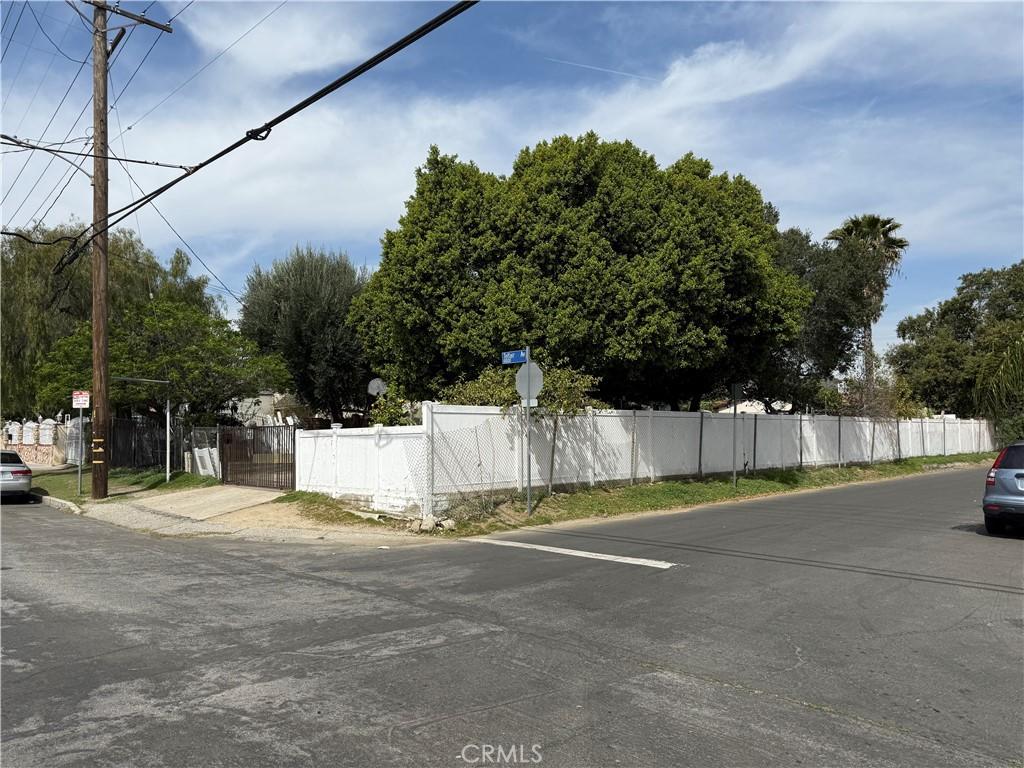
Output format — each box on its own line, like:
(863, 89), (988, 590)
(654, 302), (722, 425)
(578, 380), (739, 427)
(457, 744), (543, 764)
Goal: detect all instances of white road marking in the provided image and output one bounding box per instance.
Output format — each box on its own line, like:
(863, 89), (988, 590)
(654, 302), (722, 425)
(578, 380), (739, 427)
(470, 538), (680, 570)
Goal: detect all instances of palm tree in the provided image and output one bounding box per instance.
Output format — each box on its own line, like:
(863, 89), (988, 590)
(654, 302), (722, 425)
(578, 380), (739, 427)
(825, 214), (909, 393)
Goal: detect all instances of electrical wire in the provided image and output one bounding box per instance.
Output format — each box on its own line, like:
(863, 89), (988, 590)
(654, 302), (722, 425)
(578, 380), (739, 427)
(26, 2), (85, 63)
(58, 0), (479, 274)
(1, 49), (89, 205)
(1, 3), (41, 101)
(167, 1), (194, 23)
(0, 1), (28, 61)
(112, 0), (287, 143)
(1, 135), (194, 171)
(108, 141), (244, 305)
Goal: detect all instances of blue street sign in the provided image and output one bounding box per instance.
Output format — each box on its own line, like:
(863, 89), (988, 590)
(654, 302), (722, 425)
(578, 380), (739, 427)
(501, 349), (527, 365)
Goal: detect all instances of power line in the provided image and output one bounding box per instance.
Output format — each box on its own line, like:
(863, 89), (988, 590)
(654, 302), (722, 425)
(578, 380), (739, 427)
(5, 5), (151, 228)
(1, 3), (42, 100)
(60, 0), (479, 274)
(26, 2), (85, 63)
(112, 0), (287, 143)
(107, 143), (244, 304)
(0, 1), (28, 62)
(2, 134), (194, 171)
(167, 1), (194, 23)
(1, 48), (89, 205)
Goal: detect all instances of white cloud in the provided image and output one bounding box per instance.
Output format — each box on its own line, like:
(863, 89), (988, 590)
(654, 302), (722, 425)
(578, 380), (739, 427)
(3, 0), (1020, 318)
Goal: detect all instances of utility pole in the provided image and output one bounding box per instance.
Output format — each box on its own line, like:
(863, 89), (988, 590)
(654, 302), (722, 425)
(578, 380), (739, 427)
(86, 1), (172, 498)
(90, 1), (109, 498)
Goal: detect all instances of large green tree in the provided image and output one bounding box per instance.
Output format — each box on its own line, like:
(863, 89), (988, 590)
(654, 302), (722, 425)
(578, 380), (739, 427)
(754, 227), (878, 411)
(35, 298), (289, 422)
(353, 134), (808, 408)
(240, 246), (367, 422)
(825, 214), (909, 388)
(1, 222), (216, 417)
(888, 261), (1024, 420)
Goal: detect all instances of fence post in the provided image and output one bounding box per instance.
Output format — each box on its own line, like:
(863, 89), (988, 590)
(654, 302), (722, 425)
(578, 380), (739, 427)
(942, 417), (947, 456)
(648, 408), (655, 483)
(332, 424), (340, 498)
(374, 423), (383, 510)
(920, 417), (926, 457)
(588, 407), (596, 487)
(779, 414), (786, 471)
(630, 409), (637, 486)
(869, 419), (876, 464)
(837, 414), (842, 468)
(752, 414), (758, 472)
(896, 418), (901, 461)
(798, 413), (803, 469)
(697, 411), (705, 479)
(216, 426), (222, 480)
(425, 401), (435, 519)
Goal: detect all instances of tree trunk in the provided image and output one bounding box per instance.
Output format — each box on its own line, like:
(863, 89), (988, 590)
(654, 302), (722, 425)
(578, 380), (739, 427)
(688, 394), (702, 412)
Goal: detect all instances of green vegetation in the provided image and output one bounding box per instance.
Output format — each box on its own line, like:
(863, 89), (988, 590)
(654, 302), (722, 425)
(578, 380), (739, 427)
(444, 451), (997, 536)
(440, 367), (606, 411)
(353, 135), (809, 409)
(272, 490), (402, 528)
(1, 231), (220, 417)
(240, 246), (368, 422)
(889, 262), (1024, 439)
(30, 467), (219, 504)
(35, 297), (289, 422)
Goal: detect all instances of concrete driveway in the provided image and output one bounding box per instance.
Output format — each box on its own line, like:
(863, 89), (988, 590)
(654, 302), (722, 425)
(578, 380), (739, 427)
(131, 485), (283, 520)
(3, 467), (1021, 767)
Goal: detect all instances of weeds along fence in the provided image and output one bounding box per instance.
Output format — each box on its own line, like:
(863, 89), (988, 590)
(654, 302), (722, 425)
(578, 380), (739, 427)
(294, 404), (997, 518)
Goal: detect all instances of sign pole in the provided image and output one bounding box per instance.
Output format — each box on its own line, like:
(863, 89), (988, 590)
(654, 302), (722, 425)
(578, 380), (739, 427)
(525, 345), (532, 517)
(77, 406), (83, 496)
(165, 397), (171, 484)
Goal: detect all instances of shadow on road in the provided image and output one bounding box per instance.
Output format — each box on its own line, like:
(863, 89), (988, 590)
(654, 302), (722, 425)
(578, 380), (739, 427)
(1, 493), (45, 506)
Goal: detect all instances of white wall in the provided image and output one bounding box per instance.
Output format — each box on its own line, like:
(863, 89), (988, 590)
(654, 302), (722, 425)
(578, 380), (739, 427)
(295, 404), (998, 516)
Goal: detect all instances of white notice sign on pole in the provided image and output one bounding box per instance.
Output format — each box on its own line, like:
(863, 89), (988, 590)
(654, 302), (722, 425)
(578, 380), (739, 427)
(72, 390), (90, 409)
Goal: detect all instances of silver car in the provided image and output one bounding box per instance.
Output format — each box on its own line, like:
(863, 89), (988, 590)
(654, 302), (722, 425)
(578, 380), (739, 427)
(0, 450), (33, 498)
(983, 441), (1024, 535)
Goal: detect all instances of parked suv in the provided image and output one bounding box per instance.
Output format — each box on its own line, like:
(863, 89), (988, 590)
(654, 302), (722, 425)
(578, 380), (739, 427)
(983, 441), (1024, 535)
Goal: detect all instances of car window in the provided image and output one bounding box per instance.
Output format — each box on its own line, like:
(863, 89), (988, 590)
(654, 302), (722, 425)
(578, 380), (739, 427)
(1, 451), (23, 465)
(999, 445), (1024, 469)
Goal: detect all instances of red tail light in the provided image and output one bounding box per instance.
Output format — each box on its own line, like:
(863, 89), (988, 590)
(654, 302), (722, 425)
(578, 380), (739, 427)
(992, 447), (1008, 469)
(987, 448), (1008, 486)
(11, 469), (31, 476)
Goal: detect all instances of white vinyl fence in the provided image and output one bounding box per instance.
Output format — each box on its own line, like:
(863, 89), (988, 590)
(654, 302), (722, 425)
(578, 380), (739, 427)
(295, 404), (996, 516)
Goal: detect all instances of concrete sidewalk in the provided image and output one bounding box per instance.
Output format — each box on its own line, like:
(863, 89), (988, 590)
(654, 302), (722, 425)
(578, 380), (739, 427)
(73, 484), (422, 547)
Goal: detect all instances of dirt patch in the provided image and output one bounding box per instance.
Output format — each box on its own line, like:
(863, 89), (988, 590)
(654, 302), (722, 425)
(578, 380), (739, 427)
(207, 502), (410, 534)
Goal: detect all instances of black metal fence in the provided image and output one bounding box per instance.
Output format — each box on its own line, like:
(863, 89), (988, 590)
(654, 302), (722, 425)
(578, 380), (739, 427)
(108, 417), (186, 472)
(219, 425), (295, 490)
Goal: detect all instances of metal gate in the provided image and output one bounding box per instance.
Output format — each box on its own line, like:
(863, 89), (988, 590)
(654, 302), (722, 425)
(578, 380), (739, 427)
(219, 425), (295, 490)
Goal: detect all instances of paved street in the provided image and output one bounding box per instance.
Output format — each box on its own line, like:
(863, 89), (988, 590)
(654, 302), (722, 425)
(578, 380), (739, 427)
(2, 467), (1022, 767)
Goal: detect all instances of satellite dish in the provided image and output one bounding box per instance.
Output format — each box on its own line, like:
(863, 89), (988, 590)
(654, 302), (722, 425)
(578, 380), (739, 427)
(367, 378), (388, 397)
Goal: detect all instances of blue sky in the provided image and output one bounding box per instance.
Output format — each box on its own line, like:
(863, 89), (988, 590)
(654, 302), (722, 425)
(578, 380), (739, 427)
(2, 1), (1022, 349)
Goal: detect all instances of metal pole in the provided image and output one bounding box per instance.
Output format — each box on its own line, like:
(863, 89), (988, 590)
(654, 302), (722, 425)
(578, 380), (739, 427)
(732, 385), (738, 488)
(525, 346), (532, 516)
(165, 398), (171, 483)
(427, 401), (434, 518)
(77, 406), (83, 495)
(752, 413), (758, 472)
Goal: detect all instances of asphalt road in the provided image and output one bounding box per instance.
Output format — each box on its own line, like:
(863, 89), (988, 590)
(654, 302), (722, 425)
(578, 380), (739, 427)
(2, 467), (1022, 767)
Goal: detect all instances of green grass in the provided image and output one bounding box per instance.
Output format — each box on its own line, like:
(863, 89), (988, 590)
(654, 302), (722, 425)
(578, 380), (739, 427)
(272, 490), (403, 528)
(30, 467), (219, 504)
(447, 451), (998, 537)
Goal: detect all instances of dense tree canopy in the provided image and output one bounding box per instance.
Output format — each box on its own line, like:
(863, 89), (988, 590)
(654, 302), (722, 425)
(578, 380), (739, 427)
(753, 228), (878, 411)
(35, 298), (289, 422)
(888, 262), (1024, 420)
(353, 134), (809, 408)
(1, 222), (217, 417)
(240, 246), (367, 422)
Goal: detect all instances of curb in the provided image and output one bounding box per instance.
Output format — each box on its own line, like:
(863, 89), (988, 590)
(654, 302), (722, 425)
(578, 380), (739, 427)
(39, 494), (84, 515)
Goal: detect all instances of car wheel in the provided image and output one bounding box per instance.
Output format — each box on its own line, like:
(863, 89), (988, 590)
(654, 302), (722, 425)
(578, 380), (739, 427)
(984, 515), (1005, 536)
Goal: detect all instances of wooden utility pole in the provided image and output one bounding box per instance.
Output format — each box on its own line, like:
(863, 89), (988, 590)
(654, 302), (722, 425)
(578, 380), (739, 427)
(86, 0), (172, 498)
(90, 1), (109, 498)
